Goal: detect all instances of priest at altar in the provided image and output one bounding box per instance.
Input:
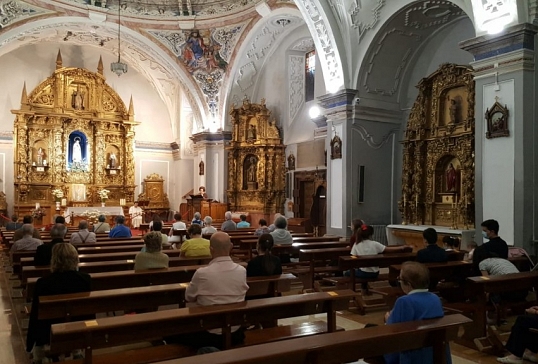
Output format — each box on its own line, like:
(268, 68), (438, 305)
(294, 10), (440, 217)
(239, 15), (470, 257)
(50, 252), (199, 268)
(129, 202), (143, 229)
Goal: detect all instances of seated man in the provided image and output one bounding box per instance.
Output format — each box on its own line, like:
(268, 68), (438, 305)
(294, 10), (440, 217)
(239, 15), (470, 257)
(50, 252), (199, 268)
(384, 261), (451, 364)
(93, 215), (111, 233)
(109, 216), (132, 238)
(497, 306), (538, 363)
(221, 211), (236, 231)
(176, 232), (248, 349)
(11, 224), (43, 255)
(13, 215), (42, 242)
(270, 216), (292, 245)
(69, 220), (97, 244)
(34, 224), (67, 266)
(6, 214), (22, 231)
(416, 228), (447, 263)
(151, 220), (169, 248)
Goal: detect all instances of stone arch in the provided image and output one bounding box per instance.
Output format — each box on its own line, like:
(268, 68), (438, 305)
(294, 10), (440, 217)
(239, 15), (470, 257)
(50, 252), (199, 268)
(355, 0), (475, 109)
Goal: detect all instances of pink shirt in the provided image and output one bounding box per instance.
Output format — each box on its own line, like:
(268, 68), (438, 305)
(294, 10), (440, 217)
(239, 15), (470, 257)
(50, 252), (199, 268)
(186, 256), (248, 306)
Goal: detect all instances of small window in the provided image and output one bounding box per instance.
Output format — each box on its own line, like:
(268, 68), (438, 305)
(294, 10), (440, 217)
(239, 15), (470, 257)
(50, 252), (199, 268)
(305, 50), (316, 102)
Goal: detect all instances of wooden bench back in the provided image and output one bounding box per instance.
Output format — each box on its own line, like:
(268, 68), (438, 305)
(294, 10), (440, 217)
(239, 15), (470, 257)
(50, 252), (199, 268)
(38, 274), (296, 320)
(153, 314), (471, 364)
(50, 290), (356, 354)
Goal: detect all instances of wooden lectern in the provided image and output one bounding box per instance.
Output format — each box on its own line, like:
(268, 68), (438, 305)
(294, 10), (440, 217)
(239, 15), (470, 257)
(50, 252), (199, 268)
(187, 195), (204, 220)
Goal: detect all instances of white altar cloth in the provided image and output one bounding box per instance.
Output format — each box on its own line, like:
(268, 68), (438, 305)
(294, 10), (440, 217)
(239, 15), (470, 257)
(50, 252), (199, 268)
(64, 206), (123, 223)
(386, 224), (476, 250)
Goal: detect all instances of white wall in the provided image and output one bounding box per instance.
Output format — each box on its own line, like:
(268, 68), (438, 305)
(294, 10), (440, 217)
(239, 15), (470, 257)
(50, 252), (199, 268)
(0, 43), (173, 142)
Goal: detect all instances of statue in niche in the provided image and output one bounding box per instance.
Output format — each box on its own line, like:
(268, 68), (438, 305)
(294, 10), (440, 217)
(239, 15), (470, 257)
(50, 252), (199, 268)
(287, 153), (295, 171)
(72, 85), (85, 110)
(72, 138), (82, 164)
(247, 157), (257, 182)
(448, 98), (457, 124)
(248, 124), (257, 140)
(109, 153), (117, 168)
(199, 160), (204, 176)
(446, 163), (458, 192)
(36, 148), (44, 166)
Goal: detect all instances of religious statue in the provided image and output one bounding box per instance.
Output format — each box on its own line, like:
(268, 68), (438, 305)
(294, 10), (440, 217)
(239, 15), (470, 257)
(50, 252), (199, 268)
(109, 152), (117, 168)
(72, 138), (82, 164)
(72, 85), (84, 110)
(199, 160), (204, 176)
(446, 163), (457, 192)
(448, 98), (457, 124)
(287, 153), (296, 171)
(330, 135), (342, 160)
(36, 148), (44, 166)
(248, 124), (257, 140)
(247, 157), (257, 182)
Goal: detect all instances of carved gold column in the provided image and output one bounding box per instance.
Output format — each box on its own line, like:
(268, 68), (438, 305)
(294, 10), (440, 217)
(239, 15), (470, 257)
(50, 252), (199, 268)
(94, 122), (106, 185)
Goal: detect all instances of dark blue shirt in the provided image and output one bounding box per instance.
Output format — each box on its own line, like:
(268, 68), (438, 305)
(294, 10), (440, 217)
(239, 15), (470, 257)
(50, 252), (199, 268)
(416, 244), (448, 263)
(109, 224), (132, 238)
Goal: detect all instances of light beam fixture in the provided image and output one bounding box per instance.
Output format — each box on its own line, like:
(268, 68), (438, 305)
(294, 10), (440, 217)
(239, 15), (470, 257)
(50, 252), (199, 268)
(110, 1), (128, 76)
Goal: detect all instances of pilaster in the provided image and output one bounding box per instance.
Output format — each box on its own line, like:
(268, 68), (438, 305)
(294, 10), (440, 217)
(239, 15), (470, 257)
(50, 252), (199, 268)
(461, 23), (537, 250)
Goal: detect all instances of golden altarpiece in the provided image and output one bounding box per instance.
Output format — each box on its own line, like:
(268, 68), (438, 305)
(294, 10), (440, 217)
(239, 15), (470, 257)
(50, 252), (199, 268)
(11, 52), (138, 221)
(400, 63), (475, 229)
(227, 99), (286, 218)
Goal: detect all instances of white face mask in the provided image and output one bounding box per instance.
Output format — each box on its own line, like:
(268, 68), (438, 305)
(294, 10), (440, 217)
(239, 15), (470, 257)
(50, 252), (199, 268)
(482, 231), (489, 239)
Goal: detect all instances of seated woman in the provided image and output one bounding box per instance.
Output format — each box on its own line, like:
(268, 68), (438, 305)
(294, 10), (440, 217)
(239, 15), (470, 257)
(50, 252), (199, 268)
(27, 243), (91, 362)
(168, 213), (187, 247)
(346, 224), (411, 291)
(191, 212), (203, 226)
(93, 214), (111, 233)
(201, 216), (217, 235)
(254, 219), (270, 236)
(497, 306), (538, 364)
(349, 218), (365, 245)
(149, 214), (162, 231)
(237, 214), (250, 228)
(247, 234), (282, 277)
(134, 231), (169, 270)
(180, 224), (210, 257)
(270, 216), (292, 245)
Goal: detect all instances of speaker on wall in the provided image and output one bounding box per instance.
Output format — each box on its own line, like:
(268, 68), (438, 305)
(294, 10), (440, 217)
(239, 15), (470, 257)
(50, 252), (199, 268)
(358, 165), (365, 203)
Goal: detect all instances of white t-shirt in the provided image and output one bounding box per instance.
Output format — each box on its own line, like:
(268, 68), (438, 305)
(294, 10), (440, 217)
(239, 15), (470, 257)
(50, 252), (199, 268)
(168, 221), (187, 242)
(350, 239), (386, 273)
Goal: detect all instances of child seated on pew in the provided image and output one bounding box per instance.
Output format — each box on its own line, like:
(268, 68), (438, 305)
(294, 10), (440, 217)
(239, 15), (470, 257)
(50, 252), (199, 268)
(345, 224), (411, 293)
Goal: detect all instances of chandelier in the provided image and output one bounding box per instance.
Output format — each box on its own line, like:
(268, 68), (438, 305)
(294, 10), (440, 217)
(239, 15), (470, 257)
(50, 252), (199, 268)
(110, 1), (128, 76)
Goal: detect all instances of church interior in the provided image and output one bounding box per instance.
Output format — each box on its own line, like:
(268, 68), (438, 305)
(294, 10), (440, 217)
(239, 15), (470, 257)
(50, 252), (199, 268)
(1, 0), (538, 363)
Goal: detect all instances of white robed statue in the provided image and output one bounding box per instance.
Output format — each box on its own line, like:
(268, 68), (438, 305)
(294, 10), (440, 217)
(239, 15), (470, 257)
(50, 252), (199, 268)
(72, 138), (82, 164)
(129, 201), (143, 229)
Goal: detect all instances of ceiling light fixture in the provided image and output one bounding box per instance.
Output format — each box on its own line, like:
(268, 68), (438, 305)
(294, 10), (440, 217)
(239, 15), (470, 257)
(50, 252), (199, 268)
(110, 1), (128, 76)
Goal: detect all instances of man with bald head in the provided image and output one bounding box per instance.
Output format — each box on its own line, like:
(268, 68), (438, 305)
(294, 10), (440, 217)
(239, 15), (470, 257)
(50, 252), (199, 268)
(384, 261), (451, 363)
(181, 231), (248, 349)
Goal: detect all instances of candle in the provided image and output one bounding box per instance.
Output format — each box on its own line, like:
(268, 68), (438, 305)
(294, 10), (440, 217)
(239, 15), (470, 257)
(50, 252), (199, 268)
(403, 195), (406, 205)
(415, 195), (418, 205)
(35, 203), (39, 209)
(61, 198), (67, 207)
(120, 198), (126, 206)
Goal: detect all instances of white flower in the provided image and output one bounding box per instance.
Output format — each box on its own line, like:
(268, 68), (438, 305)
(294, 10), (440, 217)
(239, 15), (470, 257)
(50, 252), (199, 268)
(98, 189), (111, 200)
(52, 189), (64, 198)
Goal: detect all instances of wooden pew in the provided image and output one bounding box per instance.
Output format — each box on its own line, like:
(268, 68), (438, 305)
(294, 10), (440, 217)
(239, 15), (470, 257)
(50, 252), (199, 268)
(49, 290), (357, 362)
(450, 271), (538, 345)
(21, 250), (182, 266)
(26, 262), (210, 300)
(155, 314), (472, 364)
(294, 247), (352, 289)
(238, 236), (341, 260)
(37, 274), (296, 321)
(22, 256), (213, 283)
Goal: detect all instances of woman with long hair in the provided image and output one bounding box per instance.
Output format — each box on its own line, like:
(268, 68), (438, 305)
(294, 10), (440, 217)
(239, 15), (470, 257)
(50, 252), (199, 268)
(247, 234), (282, 277)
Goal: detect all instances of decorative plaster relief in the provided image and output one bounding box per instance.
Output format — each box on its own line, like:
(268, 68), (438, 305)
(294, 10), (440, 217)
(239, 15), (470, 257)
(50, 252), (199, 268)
(236, 62), (257, 93)
(352, 124), (399, 150)
(292, 37), (315, 51)
(288, 55), (305, 123)
(404, 1), (464, 30)
(348, 0), (385, 39)
(299, 0), (344, 91)
(0, 0), (54, 29)
(62, 0), (257, 19)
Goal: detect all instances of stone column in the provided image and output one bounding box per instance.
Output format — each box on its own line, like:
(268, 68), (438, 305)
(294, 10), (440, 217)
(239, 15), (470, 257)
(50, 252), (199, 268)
(461, 23), (537, 251)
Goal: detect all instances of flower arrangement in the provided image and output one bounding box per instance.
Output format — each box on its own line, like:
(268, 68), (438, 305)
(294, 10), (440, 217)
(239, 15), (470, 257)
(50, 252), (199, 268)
(82, 209), (102, 224)
(31, 207), (46, 219)
(98, 189), (111, 202)
(51, 188), (64, 202)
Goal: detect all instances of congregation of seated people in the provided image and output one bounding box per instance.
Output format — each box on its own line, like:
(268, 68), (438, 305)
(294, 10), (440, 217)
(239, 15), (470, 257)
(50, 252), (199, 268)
(9, 212), (537, 364)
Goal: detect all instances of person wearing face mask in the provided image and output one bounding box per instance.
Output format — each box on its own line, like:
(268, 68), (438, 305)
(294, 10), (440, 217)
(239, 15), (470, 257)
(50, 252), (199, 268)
(383, 261), (451, 364)
(473, 219), (508, 268)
